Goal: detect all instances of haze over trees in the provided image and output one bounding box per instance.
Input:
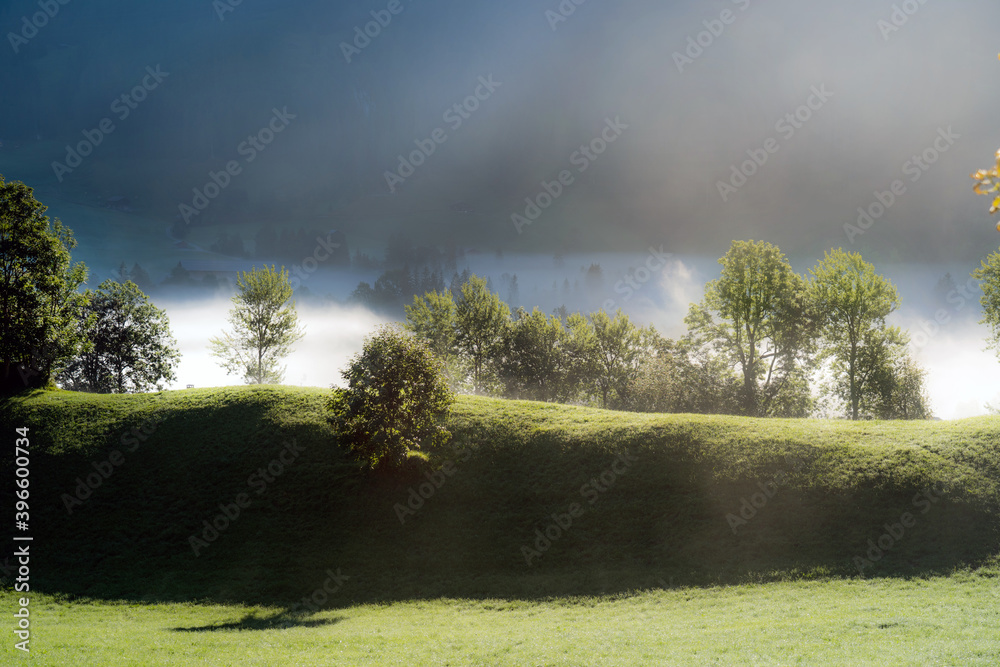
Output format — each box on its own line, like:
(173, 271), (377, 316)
(404, 241), (934, 420)
(209, 265), (305, 385)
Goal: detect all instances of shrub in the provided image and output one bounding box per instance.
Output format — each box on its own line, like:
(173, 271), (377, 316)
(329, 325), (454, 469)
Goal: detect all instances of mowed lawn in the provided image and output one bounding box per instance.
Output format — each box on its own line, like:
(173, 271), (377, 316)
(5, 575), (1000, 666)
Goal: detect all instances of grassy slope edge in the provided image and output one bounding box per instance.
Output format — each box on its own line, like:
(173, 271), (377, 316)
(1, 386), (999, 606)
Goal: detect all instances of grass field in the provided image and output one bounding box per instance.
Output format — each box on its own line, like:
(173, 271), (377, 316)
(4, 576), (1000, 665)
(2, 386), (1000, 664)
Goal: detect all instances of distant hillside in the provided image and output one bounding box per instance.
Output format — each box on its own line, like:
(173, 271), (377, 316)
(2, 387), (999, 606)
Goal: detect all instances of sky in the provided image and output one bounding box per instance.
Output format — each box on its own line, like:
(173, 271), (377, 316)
(1, 0), (1000, 417)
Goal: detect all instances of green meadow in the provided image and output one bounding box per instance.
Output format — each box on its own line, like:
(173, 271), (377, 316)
(2, 387), (1000, 664)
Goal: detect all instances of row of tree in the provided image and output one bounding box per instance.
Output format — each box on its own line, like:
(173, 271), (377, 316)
(0, 175), (182, 394)
(405, 242), (935, 420)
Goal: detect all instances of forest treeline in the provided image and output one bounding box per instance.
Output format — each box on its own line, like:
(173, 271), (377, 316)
(404, 240), (933, 420)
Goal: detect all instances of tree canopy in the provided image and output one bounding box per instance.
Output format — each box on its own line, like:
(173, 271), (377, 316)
(0, 175), (89, 393)
(808, 249), (903, 420)
(685, 240), (814, 417)
(329, 325), (454, 469)
(209, 265), (304, 384)
(58, 280), (180, 393)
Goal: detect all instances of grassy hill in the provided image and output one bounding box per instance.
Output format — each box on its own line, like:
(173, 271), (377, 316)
(2, 386), (1000, 608)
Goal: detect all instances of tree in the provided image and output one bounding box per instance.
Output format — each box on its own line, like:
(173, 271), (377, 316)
(209, 265), (304, 384)
(329, 325), (454, 469)
(628, 337), (742, 415)
(561, 312), (598, 402)
(454, 275), (510, 394)
(404, 289), (457, 360)
(589, 309), (652, 408)
(686, 240), (814, 417)
(973, 251), (1000, 359)
(866, 348), (931, 420)
(808, 248), (901, 420)
(498, 307), (569, 402)
(0, 176), (89, 393)
(58, 280), (180, 393)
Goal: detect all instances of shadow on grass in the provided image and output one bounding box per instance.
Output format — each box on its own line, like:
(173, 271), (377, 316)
(171, 610), (344, 632)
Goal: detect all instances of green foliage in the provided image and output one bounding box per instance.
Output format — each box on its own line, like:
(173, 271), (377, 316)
(58, 280), (180, 393)
(209, 265), (304, 384)
(808, 248), (903, 420)
(498, 308), (570, 402)
(973, 250), (1000, 358)
(454, 274), (510, 393)
(404, 288), (464, 388)
(685, 240), (814, 417)
(866, 349), (932, 420)
(404, 289), (457, 360)
(628, 337), (742, 414)
(588, 309), (653, 408)
(0, 176), (89, 393)
(329, 325), (454, 469)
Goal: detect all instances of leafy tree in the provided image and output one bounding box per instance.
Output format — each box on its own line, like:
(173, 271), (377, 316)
(405, 289), (457, 360)
(498, 307), (569, 402)
(209, 265), (304, 384)
(808, 249), (901, 420)
(973, 251), (1000, 359)
(58, 280), (180, 393)
(454, 275), (510, 394)
(404, 288), (464, 389)
(560, 312), (598, 402)
(628, 337), (742, 415)
(589, 309), (653, 408)
(686, 240), (814, 417)
(0, 176), (89, 393)
(866, 347), (931, 420)
(329, 325), (454, 469)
